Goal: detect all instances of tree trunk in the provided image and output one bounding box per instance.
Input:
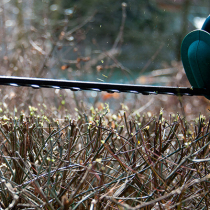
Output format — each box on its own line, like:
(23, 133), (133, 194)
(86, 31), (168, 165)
(176, 0), (191, 61)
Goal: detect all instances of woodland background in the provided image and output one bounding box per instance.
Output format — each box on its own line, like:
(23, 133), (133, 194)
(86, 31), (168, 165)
(0, 0), (209, 119)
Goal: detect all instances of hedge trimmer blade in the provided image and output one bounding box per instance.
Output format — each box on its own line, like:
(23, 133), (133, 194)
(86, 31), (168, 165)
(0, 76), (209, 97)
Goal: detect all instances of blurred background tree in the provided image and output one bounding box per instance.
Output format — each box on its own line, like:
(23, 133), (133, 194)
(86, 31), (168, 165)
(0, 0), (209, 83)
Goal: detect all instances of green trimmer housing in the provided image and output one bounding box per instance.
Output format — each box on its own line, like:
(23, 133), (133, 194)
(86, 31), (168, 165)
(181, 15), (210, 99)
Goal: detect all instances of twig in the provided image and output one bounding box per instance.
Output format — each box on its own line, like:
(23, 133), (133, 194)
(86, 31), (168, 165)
(112, 3), (127, 50)
(3, 181), (19, 210)
(139, 43), (164, 75)
(64, 12), (96, 37)
(131, 96), (155, 116)
(103, 173), (210, 209)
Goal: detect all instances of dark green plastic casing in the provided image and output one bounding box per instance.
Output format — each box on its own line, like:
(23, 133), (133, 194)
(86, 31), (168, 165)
(181, 15), (210, 99)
